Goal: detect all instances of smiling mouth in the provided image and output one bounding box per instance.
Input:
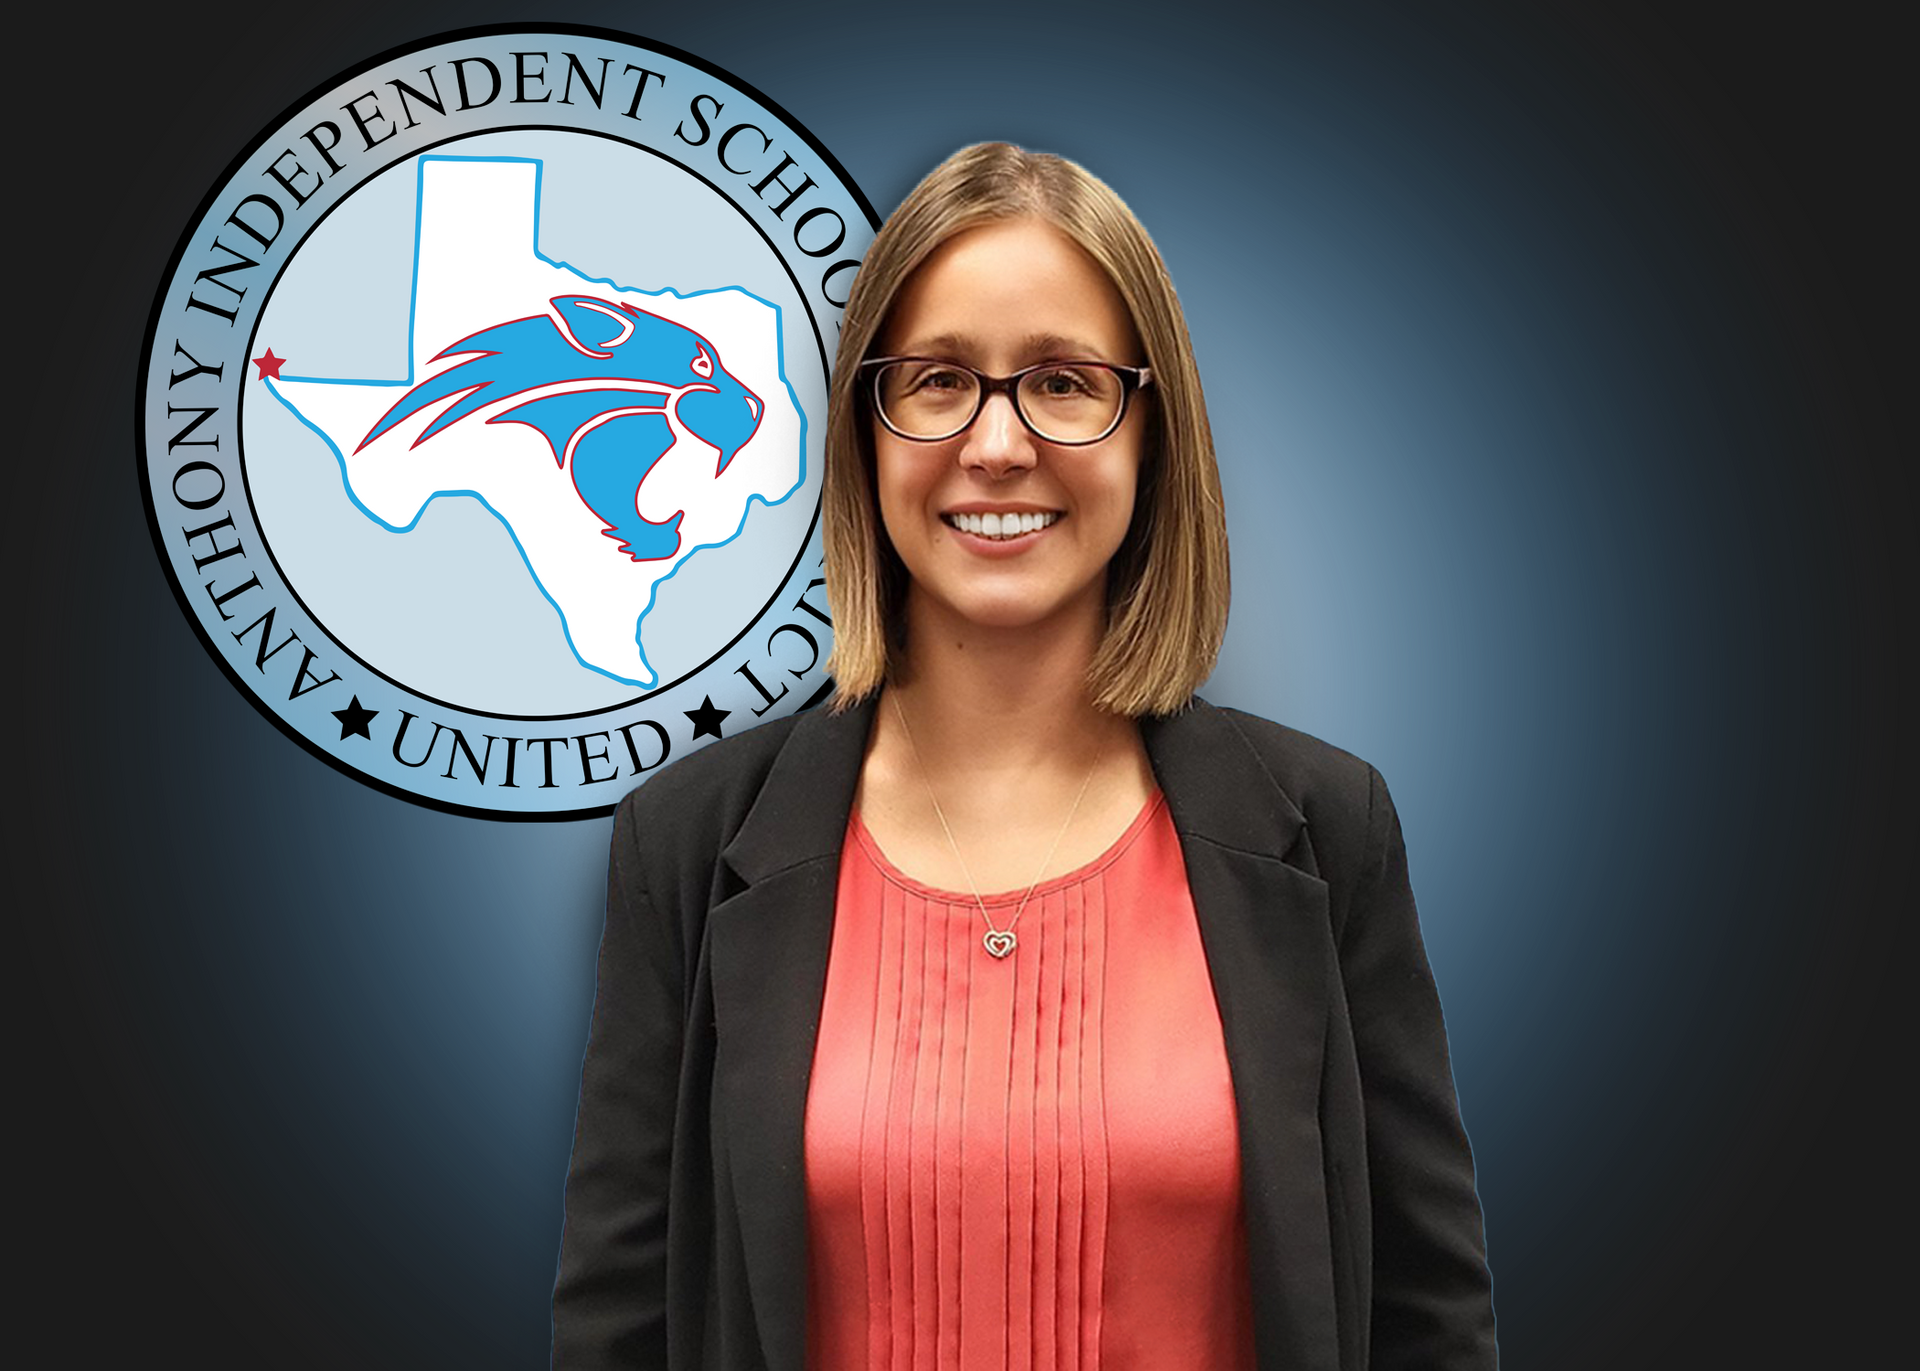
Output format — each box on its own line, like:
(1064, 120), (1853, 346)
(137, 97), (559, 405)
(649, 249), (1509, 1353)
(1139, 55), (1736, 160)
(942, 510), (1061, 540)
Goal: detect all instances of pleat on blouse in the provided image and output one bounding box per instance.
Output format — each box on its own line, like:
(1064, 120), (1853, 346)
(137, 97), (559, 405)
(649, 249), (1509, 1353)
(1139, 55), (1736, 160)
(805, 794), (1257, 1371)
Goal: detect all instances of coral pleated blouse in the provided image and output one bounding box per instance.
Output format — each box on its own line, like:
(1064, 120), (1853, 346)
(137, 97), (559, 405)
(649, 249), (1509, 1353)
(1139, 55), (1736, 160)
(803, 793), (1258, 1371)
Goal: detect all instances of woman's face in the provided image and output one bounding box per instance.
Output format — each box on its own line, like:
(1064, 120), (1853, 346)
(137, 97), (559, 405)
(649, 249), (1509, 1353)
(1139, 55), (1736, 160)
(872, 217), (1148, 642)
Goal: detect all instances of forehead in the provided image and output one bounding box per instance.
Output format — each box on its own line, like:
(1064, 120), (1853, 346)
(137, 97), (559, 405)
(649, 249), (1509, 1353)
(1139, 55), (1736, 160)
(880, 218), (1141, 364)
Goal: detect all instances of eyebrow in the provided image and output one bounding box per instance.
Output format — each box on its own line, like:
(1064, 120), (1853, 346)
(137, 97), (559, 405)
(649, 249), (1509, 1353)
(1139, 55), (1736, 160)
(892, 331), (1116, 363)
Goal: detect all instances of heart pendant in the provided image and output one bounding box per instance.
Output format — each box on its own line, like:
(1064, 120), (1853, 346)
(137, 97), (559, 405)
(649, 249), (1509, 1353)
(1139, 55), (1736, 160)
(982, 929), (1017, 959)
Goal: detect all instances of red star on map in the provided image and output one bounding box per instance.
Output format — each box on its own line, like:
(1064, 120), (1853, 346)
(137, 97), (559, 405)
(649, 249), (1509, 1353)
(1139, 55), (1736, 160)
(252, 348), (286, 380)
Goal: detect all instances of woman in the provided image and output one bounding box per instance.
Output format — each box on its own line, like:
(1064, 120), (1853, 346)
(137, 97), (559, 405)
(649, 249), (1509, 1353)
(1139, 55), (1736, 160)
(554, 143), (1496, 1371)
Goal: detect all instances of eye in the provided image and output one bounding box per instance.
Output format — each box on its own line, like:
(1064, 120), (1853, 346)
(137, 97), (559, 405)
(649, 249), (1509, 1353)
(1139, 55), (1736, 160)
(691, 345), (714, 379)
(902, 363), (968, 394)
(1025, 365), (1105, 401)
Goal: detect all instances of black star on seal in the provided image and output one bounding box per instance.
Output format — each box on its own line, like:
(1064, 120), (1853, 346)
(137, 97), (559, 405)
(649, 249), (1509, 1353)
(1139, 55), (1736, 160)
(332, 695), (378, 741)
(684, 695), (731, 741)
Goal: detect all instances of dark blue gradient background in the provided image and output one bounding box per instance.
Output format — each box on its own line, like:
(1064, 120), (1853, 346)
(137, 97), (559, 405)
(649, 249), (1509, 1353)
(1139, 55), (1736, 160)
(24, 3), (1906, 1367)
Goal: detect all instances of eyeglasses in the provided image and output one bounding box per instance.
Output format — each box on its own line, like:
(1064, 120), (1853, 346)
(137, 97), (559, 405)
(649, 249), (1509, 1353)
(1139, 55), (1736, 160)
(860, 356), (1153, 446)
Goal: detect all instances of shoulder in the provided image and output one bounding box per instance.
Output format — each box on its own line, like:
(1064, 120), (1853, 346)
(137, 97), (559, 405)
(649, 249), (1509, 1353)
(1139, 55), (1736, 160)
(1180, 699), (1390, 904)
(610, 696), (873, 918)
(1204, 703), (1380, 816)
(614, 709), (806, 838)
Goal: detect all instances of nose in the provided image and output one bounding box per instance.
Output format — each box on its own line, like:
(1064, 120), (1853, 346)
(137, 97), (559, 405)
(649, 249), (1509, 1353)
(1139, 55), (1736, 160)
(959, 391), (1037, 477)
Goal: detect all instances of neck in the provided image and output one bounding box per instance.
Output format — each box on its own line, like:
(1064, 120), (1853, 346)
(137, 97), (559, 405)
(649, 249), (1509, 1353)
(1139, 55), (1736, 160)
(884, 588), (1133, 774)
(855, 587), (1158, 896)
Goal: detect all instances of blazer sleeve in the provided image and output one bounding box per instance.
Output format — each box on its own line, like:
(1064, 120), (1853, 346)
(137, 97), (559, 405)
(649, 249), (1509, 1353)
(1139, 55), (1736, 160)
(553, 792), (686, 1369)
(1338, 764), (1498, 1370)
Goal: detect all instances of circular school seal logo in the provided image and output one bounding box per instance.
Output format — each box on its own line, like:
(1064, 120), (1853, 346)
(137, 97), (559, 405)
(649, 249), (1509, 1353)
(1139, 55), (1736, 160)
(138, 27), (876, 819)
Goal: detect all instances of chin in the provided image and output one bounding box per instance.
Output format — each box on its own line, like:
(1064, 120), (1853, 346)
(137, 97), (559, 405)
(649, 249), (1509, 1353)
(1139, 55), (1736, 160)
(924, 581), (1106, 637)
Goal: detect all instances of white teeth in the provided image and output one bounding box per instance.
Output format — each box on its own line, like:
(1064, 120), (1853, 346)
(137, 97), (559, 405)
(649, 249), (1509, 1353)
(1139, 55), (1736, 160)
(946, 511), (1059, 539)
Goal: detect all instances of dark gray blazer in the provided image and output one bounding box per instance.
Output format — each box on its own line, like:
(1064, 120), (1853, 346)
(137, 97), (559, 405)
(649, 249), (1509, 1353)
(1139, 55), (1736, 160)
(553, 695), (1496, 1370)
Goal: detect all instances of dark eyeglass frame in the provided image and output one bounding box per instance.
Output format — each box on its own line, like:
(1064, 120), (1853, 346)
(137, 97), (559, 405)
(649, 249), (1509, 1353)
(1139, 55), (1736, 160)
(858, 356), (1154, 446)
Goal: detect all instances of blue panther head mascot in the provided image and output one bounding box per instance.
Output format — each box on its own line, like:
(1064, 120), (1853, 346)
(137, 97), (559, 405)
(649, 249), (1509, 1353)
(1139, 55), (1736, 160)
(358, 294), (764, 562)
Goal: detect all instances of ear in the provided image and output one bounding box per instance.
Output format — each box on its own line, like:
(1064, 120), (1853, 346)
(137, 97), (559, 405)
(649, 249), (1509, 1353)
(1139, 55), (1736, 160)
(548, 296), (635, 358)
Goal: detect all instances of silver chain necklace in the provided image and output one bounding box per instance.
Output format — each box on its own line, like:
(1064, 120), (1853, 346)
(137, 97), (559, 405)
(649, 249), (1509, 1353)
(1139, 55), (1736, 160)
(888, 692), (1102, 960)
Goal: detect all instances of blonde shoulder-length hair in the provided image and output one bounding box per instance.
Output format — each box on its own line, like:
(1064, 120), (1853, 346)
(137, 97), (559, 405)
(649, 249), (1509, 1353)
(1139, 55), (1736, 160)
(823, 142), (1229, 718)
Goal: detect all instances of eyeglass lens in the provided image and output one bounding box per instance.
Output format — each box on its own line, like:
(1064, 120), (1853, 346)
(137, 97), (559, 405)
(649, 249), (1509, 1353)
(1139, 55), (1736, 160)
(874, 361), (1127, 443)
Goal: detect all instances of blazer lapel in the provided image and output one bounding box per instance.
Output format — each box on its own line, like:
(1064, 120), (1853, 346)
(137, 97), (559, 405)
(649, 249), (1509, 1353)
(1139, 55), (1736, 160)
(703, 695), (1336, 1371)
(705, 696), (877, 1371)
(1144, 701), (1341, 1371)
